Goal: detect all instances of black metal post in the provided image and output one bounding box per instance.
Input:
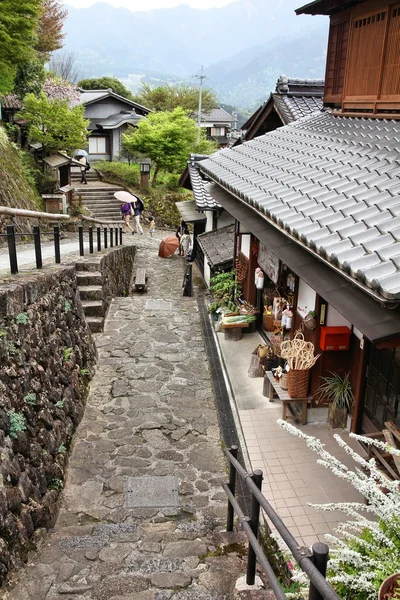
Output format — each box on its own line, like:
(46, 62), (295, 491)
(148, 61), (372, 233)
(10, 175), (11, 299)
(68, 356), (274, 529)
(308, 543), (330, 600)
(115, 227), (118, 246)
(33, 226), (42, 269)
(104, 227), (108, 249)
(110, 227), (114, 247)
(119, 227), (123, 245)
(97, 227), (101, 252)
(227, 446), (238, 532)
(7, 225), (18, 274)
(79, 226), (84, 256)
(88, 226), (93, 254)
(54, 226), (60, 264)
(246, 469), (263, 585)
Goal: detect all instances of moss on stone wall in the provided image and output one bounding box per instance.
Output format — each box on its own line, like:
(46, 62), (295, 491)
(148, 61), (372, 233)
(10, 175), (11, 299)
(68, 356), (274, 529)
(0, 127), (44, 234)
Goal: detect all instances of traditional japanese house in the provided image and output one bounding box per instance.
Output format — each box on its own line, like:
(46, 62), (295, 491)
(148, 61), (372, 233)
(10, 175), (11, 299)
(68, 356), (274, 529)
(196, 0), (400, 435)
(236, 76), (324, 145)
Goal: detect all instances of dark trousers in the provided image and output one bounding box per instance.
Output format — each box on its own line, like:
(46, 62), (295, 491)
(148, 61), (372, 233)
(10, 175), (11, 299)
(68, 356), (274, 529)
(80, 169), (87, 184)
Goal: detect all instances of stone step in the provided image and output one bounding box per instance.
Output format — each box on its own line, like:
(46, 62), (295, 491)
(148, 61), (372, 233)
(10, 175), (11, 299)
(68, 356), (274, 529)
(78, 285), (103, 300)
(86, 316), (104, 333)
(81, 300), (104, 317)
(76, 272), (103, 286)
(81, 200), (122, 206)
(76, 262), (102, 273)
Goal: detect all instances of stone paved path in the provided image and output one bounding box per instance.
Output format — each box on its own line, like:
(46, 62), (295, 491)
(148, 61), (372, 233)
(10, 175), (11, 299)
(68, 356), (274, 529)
(4, 235), (273, 600)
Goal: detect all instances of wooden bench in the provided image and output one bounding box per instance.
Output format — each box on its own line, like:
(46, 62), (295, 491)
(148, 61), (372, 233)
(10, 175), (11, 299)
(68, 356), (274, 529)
(134, 268), (147, 292)
(221, 321), (249, 341)
(264, 371), (311, 425)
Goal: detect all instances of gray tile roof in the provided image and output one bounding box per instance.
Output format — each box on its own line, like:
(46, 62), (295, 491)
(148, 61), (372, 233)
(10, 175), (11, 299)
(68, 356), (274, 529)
(188, 165), (221, 210)
(273, 94), (323, 124)
(175, 200), (207, 223)
(199, 112), (400, 301)
(197, 225), (235, 269)
(200, 108), (234, 123)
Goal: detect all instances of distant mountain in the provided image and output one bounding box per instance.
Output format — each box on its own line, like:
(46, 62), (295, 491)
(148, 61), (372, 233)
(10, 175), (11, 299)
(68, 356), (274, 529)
(63, 0), (328, 108)
(207, 28), (328, 107)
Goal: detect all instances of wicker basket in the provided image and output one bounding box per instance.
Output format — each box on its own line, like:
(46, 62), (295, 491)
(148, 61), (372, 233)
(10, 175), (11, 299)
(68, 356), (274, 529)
(287, 369), (309, 398)
(280, 373), (288, 390)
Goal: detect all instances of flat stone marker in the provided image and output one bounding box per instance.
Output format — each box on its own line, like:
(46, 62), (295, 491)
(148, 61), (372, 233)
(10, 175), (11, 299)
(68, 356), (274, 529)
(144, 299), (173, 311)
(125, 475), (179, 508)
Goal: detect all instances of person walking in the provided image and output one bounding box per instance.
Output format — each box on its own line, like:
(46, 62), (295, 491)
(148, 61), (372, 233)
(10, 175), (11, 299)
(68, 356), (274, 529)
(180, 227), (191, 257)
(148, 217), (155, 238)
(176, 220), (187, 255)
(120, 202), (135, 234)
(133, 198), (144, 234)
(79, 155), (88, 184)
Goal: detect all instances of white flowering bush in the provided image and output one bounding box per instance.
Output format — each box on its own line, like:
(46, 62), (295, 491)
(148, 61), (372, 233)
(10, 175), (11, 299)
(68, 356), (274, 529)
(277, 419), (400, 600)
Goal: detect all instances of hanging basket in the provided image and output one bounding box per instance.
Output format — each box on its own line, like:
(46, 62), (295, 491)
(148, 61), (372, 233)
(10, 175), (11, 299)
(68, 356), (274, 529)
(280, 373), (288, 390)
(303, 314), (316, 330)
(288, 369), (310, 399)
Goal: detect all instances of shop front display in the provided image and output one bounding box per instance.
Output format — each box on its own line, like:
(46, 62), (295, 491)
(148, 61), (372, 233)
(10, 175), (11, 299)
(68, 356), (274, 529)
(255, 243), (297, 339)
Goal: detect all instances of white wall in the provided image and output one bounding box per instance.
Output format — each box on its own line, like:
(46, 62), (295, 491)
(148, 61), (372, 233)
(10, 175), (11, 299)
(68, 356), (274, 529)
(241, 234), (251, 259)
(204, 261), (211, 286)
(297, 279), (316, 319)
(326, 305), (352, 329)
(206, 211), (213, 233)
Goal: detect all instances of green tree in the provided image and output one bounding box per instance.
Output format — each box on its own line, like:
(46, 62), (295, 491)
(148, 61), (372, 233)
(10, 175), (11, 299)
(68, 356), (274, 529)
(121, 107), (217, 185)
(14, 59), (46, 99)
(0, 0), (42, 95)
(133, 83), (218, 114)
(78, 77), (134, 100)
(36, 0), (67, 55)
(17, 91), (89, 156)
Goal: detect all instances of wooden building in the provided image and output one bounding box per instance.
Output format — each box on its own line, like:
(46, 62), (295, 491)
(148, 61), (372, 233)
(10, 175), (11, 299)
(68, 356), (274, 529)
(197, 0), (400, 435)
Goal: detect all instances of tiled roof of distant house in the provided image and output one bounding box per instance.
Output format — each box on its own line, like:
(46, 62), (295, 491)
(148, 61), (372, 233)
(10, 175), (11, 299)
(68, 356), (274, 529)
(199, 107), (234, 124)
(200, 112), (400, 301)
(88, 111), (144, 131)
(1, 94), (22, 110)
(197, 225), (235, 269)
(78, 89), (151, 114)
(238, 76), (324, 144)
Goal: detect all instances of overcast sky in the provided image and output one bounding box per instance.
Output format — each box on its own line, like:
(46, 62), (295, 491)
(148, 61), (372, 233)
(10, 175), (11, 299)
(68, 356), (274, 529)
(65, 0), (238, 9)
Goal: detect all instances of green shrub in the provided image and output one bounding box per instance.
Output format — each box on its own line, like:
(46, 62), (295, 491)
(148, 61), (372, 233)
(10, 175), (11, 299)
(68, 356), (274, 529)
(95, 161), (140, 187)
(15, 312), (28, 325)
(162, 173), (181, 190)
(8, 411), (27, 439)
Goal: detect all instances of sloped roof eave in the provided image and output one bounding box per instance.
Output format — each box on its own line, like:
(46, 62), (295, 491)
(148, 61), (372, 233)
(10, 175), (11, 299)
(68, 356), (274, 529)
(199, 111), (400, 303)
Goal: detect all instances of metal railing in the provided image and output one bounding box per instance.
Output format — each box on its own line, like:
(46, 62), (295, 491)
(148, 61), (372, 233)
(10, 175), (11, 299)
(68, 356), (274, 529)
(223, 446), (341, 600)
(182, 263), (193, 297)
(0, 207), (123, 275)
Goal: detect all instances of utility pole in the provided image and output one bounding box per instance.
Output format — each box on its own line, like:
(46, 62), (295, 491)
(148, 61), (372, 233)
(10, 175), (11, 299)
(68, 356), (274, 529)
(194, 66), (207, 142)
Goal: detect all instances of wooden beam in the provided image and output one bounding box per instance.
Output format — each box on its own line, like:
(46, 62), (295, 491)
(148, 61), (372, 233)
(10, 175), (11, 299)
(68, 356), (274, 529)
(370, 446), (399, 481)
(383, 429), (400, 476)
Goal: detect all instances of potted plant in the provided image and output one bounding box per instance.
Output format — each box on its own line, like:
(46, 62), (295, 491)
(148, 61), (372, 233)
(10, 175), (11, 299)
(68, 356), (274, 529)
(315, 371), (354, 428)
(208, 271), (241, 318)
(303, 310), (316, 330)
(379, 573), (400, 599)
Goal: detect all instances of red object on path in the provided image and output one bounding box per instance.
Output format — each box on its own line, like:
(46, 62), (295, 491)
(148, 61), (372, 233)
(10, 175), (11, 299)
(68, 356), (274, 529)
(158, 235), (179, 258)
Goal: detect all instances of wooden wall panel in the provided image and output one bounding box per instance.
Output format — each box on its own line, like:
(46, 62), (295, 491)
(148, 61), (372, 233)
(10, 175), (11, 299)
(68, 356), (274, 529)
(345, 9), (387, 98)
(381, 5), (400, 98)
(325, 18), (350, 104)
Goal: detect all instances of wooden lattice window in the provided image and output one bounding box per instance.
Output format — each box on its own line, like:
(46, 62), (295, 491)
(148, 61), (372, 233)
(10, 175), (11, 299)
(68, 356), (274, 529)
(345, 8), (387, 99)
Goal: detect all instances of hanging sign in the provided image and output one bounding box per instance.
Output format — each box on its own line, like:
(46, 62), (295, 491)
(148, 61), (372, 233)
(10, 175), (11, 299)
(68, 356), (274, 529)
(257, 243), (280, 284)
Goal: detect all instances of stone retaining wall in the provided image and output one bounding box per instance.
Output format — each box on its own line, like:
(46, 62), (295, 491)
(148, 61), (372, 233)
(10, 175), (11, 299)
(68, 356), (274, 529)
(0, 246), (135, 585)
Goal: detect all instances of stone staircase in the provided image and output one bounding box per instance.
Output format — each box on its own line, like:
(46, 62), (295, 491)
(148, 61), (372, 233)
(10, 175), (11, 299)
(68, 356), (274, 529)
(71, 167), (125, 221)
(75, 263), (105, 333)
